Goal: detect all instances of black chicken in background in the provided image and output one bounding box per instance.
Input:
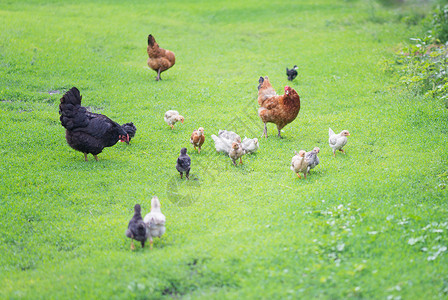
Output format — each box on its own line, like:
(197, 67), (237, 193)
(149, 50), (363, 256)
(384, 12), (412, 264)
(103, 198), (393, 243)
(286, 65), (298, 81)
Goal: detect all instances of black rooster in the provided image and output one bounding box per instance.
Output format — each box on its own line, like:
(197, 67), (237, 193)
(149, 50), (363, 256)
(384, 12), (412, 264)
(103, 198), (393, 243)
(125, 204), (149, 250)
(59, 87), (130, 161)
(286, 65), (298, 81)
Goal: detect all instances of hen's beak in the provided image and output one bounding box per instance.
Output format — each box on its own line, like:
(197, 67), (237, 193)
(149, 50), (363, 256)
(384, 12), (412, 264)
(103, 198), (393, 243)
(120, 134), (130, 144)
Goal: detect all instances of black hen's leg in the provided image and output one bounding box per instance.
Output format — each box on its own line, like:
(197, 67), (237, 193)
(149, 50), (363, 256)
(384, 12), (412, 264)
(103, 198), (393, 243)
(186, 169), (190, 180)
(180, 172), (183, 179)
(83, 153), (88, 161)
(141, 240), (145, 248)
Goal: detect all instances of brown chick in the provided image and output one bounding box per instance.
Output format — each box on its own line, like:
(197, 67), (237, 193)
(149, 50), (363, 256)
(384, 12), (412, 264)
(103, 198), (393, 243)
(229, 141), (245, 166)
(190, 127), (205, 153)
(257, 76), (301, 138)
(147, 34), (175, 81)
(290, 150), (308, 179)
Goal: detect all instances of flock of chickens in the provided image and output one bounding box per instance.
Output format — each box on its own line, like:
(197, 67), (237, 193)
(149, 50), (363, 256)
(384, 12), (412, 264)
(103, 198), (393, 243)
(57, 34), (350, 250)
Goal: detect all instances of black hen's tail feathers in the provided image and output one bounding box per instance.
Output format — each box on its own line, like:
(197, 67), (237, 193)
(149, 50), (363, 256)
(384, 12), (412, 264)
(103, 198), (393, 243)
(59, 87), (89, 130)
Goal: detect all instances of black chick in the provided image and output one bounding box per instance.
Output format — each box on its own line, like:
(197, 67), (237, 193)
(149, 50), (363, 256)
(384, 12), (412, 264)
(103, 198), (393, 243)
(121, 122), (137, 143)
(125, 204), (149, 250)
(286, 65), (298, 81)
(59, 87), (131, 161)
(176, 147), (191, 179)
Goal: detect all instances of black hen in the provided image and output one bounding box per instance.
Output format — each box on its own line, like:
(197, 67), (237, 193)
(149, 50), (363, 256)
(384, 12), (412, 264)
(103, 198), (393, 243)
(121, 122), (137, 143)
(125, 204), (149, 250)
(176, 147), (191, 179)
(286, 65), (298, 81)
(59, 87), (130, 161)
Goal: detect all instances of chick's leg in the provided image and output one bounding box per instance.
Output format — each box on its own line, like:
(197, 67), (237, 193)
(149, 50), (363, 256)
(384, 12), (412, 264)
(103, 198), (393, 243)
(240, 157), (243, 164)
(340, 149), (346, 154)
(170, 124), (174, 129)
(296, 173), (302, 179)
(156, 68), (162, 81)
(130, 240), (135, 250)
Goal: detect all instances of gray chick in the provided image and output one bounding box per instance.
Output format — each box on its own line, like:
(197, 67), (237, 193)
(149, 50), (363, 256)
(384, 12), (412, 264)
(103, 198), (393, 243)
(305, 147), (320, 174)
(176, 147), (191, 179)
(125, 204), (149, 250)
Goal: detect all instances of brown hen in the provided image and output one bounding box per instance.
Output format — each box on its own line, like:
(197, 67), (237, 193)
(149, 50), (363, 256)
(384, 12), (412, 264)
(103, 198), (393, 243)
(147, 34), (175, 81)
(257, 76), (301, 138)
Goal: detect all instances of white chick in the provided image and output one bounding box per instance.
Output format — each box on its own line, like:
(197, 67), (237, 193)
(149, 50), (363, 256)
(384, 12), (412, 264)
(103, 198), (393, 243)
(211, 134), (233, 154)
(329, 128), (350, 157)
(241, 137), (259, 154)
(218, 130), (240, 141)
(164, 110), (184, 129)
(143, 196), (166, 250)
(290, 150), (308, 179)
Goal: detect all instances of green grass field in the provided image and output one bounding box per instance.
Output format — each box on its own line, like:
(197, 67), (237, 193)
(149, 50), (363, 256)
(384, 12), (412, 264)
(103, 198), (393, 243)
(1, 0), (447, 298)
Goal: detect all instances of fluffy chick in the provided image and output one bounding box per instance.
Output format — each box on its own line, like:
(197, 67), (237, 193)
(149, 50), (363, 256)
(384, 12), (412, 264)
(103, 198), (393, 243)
(125, 204), (149, 250)
(218, 130), (240, 141)
(211, 134), (233, 154)
(164, 110), (184, 129)
(190, 127), (205, 153)
(329, 128), (350, 157)
(242, 137), (259, 154)
(143, 196), (166, 250)
(229, 141), (245, 166)
(176, 147), (191, 179)
(305, 147), (320, 174)
(290, 150), (309, 179)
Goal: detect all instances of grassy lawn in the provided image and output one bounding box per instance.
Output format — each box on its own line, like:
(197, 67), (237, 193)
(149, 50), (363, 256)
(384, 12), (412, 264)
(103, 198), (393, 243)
(1, 0), (447, 298)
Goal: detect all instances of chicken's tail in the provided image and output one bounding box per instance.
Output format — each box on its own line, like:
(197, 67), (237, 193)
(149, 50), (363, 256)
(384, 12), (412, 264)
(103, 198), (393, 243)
(329, 127), (335, 137)
(257, 76), (277, 105)
(122, 122), (137, 139)
(148, 34), (156, 47)
(151, 196), (161, 211)
(59, 87), (88, 130)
